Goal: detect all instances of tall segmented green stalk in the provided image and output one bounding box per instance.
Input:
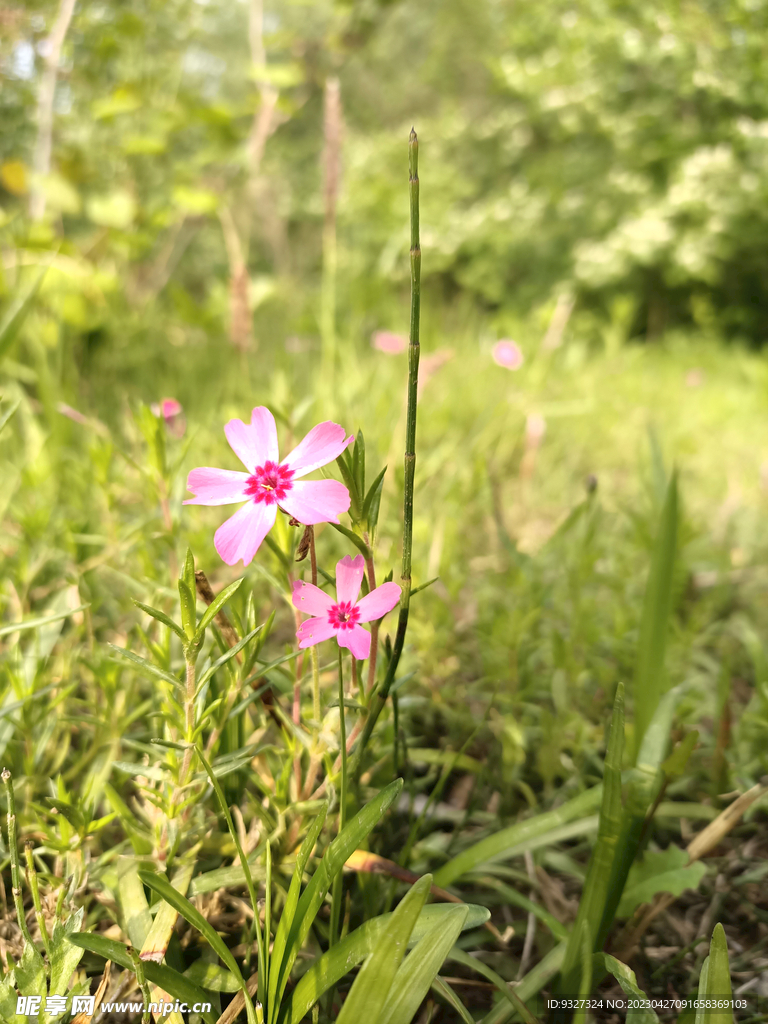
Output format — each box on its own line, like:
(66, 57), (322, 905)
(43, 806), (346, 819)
(353, 129), (420, 772)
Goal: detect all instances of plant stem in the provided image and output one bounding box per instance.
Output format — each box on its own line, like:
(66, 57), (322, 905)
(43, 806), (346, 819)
(24, 842), (51, 957)
(309, 528), (322, 725)
(364, 551), (379, 694)
(129, 947), (153, 1024)
(352, 128), (420, 775)
(2, 769), (35, 947)
(327, 649), (347, 1013)
(179, 655), (196, 786)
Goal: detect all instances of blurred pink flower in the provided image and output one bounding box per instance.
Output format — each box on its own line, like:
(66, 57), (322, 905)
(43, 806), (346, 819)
(185, 407), (353, 567)
(372, 330), (408, 355)
(151, 397), (186, 438)
(292, 554), (401, 660)
(492, 340), (524, 370)
(525, 413), (547, 447)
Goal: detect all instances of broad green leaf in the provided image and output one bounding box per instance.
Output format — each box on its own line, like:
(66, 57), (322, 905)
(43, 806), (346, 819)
(617, 846), (707, 919)
(283, 903), (490, 1024)
(48, 908), (85, 997)
(379, 907), (468, 1024)
(596, 953), (659, 1024)
(117, 856), (153, 948)
(195, 577), (245, 639)
(272, 779), (403, 1018)
(433, 785), (603, 888)
(335, 875), (430, 1024)
(634, 471), (678, 760)
(14, 940), (46, 1000)
(184, 960), (240, 992)
(0, 972), (18, 1022)
(134, 600), (186, 641)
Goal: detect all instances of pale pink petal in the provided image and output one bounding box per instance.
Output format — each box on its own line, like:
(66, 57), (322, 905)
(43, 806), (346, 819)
(492, 340), (524, 370)
(279, 480), (350, 525)
(214, 501), (276, 566)
(355, 581), (401, 623)
(292, 580), (334, 617)
(184, 467), (251, 506)
(372, 331), (407, 355)
(224, 407), (279, 472)
(281, 422), (353, 478)
(297, 618), (338, 649)
(336, 554), (365, 605)
(338, 623), (371, 660)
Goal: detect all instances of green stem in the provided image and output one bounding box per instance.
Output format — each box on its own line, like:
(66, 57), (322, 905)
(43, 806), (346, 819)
(352, 128), (420, 775)
(308, 527), (322, 725)
(364, 552), (379, 695)
(24, 842), (51, 958)
(179, 655), (196, 786)
(2, 769), (35, 948)
(327, 649), (347, 1012)
(129, 946), (153, 1024)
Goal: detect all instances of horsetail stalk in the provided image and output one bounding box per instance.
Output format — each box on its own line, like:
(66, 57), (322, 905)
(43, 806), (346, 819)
(2, 768), (35, 948)
(353, 128), (421, 773)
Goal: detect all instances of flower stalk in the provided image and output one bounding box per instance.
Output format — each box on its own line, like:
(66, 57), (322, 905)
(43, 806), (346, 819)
(2, 769), (35, 948)
(353, 128), (421, 772)
(24, 841), (51, 957)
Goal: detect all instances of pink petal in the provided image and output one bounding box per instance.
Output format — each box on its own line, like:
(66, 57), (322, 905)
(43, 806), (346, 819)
(355, 581), (401, 623)
(292, 580), (334, 617)
(281, 421), (353, 479)
(338, 623), (371, 660)
(297, 618), (338, 649)
(214, 501), (276, 566)
(371, 330), (408, 355)
(184, 467), (251, 506)
(224, 407), (279, 472)
(279, 479), (350, 525)
(336, 554), (366, 605)
(492, 340), (524, 370)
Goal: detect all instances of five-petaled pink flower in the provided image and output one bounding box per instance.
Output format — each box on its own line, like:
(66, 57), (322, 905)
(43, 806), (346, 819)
(292, 555), (401, 660)
(185, 407), (353, 567)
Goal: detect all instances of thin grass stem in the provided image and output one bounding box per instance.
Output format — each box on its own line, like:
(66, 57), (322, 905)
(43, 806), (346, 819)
(24, 842), (51, 957)
(2, 769), (35, 949)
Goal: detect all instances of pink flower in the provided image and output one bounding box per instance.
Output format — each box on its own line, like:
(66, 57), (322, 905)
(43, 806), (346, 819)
(492, 340), (524, 370)
(292, 554), (401, 660)
(372, 330), (408, 355)
(185, 407), (353, 567)
(151, 398), (186, 438)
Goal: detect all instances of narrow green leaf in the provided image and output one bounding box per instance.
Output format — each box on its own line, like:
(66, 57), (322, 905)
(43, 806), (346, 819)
(362, 465), (387, 535)
(433, 785), (603, 888)
(0, 264), (48, 360)
(184, 960), (240, 992)
(134, 601), (186, 641)
(634, 471), (678, 760)
(354, 428), (365, 499)
(195, 577), (245, 640)
(478, 943), (566, 1024)
(182, 548), (196, 596)
(336, 875), (431, 1024)
(448, 947), (540, 1024)
(380, 906), (468, 1024)
(0, 605), (90, 639)
(178, 579), (197, 640)
(330, 521), (371, 559)
(697, 924), (732, 1024)
(560, 684), (625, 992)
(268, 806), (328, 1023)
(117, 856), (153, 948)
(196, 625), (262, 689)
(431, 977), (475, 1024)
(336, 452), (362, 522)
(0, 398), (20, 436)
(411, 577), (439, 598)
(138, 867), (256, 1023)
(595, 953), (659, 1024)
(108, 644), (181, 687)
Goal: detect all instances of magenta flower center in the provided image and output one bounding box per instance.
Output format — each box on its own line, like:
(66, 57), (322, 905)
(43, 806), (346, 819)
(329, 601), (360, 630)
(245, 461), (294, 505)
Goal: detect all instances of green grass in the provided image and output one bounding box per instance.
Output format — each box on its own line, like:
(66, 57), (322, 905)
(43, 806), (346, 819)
(2, 319), (768, 1021)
